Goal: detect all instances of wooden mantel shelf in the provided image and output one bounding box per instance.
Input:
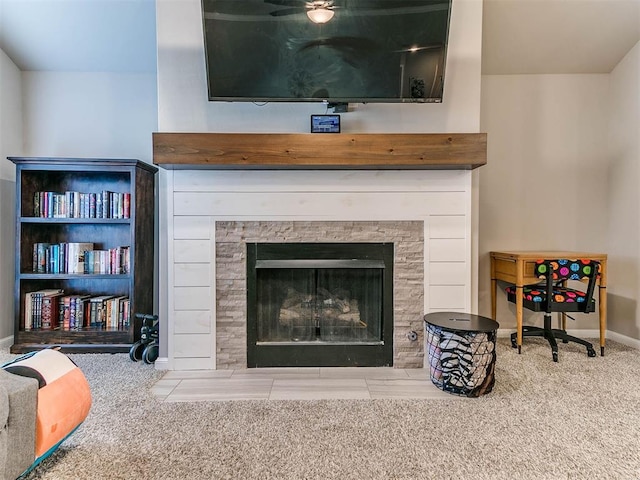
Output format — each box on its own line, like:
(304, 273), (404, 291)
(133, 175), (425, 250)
(153, 132), (487, 170)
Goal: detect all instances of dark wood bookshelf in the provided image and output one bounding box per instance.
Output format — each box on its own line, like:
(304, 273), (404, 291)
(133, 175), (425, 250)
(9, 157), (157, 354)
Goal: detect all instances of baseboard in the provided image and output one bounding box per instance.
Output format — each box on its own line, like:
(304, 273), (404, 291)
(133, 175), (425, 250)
(606, 330), (640, 349)
(154, 357), (169, 370)
(497, 328), (639, 349)
(0, 335), (13, 350)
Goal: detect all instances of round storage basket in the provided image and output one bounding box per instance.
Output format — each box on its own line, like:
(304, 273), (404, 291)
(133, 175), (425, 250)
(424, 312), (499, 397)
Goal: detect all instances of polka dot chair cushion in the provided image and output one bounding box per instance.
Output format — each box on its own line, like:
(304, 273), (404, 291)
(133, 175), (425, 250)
(505, 259), (600, 312)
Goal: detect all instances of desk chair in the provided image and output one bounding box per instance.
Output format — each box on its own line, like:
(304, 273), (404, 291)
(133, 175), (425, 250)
(505, 259), (600, 362)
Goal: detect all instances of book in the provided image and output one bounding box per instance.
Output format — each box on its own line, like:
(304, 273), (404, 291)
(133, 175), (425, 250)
(69, 296), (77, 329)
(59, 295), (73, 330)
(120, 246), (131, 274)
(106, 296), (128, 329)
(33, 243), (50, 273)
(58, 242), (66, 273)
(73, 295), (91, 329)
(32, 292), (44, 328)
(83, 193), (90, 218)
(104, 297), (112, 329)
(89, 193), (97, 218)
(24, 289), (63, 331)
(49, 243), (60, 273)
(101, 190), (111, 219)
(123, 193), (131, 219)
(24, 292), (33, 331)
(73, 191), (80, 218)
(33, 192), (41, 216)
(41, 291), (65, 329)
(121, 298), (130, 329)
(67, 242), (94, 274)
(88, 295), (114, 328)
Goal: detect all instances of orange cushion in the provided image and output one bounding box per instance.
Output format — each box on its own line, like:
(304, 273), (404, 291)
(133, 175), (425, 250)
(35, 367), (92, 457)
(3, 349), (92, 459)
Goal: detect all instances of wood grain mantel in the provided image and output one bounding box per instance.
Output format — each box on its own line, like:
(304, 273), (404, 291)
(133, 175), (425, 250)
(152, 132), (487, 170)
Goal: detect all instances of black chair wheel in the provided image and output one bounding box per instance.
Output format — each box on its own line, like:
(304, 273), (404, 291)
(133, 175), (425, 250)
(511, 337), (517, 349)
(587, 348), (597, 358)
(143, 343), (159, 364)
(129, 341), (145, 362)
(562, 339), (569, 343)
(552, 351), (558, 362)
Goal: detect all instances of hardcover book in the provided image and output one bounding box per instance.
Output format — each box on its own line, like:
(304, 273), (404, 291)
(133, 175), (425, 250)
(24, 289), (63, 330)
(67, 242), (95, 274)
(88, 295), (115, 328)
(41, 291), (65, 330)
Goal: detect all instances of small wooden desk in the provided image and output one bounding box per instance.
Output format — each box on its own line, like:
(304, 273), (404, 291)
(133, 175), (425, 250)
(490, 251), (608, 355)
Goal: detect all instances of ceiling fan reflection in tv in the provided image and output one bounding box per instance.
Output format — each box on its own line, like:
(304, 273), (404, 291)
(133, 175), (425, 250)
(201, 0), (453, 104)
(267, 0), (338, 23)
(266, 0), (402, 23)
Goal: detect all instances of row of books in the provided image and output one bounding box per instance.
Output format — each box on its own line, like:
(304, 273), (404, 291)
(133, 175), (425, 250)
(33, 190), (131, 219)
(33, 242), (130, 275)
(24, 289), (131, 331)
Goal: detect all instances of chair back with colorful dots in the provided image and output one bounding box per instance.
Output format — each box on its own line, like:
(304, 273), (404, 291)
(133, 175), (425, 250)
(534, 259), (600, 314)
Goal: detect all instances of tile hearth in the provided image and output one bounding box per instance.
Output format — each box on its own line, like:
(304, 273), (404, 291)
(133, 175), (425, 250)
(151, 367), (459, 401)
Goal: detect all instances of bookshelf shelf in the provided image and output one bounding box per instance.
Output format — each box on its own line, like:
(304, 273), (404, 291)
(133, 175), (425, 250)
(19, 274), (131, 280)
(20, 217), (131, 224)
(10, 157), (157, 354)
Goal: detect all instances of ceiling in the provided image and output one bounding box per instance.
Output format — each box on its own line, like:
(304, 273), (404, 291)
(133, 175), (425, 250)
(0, 0), (638, 75)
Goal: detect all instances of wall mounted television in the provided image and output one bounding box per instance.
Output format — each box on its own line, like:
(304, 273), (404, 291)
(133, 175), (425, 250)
(201, 0), (453, 104)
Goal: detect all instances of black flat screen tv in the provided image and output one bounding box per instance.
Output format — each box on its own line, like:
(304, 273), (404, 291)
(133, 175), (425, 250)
(201, 0), (452, 104)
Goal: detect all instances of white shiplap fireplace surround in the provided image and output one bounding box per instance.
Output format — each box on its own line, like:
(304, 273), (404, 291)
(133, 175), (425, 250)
(155, 133), (486, 371)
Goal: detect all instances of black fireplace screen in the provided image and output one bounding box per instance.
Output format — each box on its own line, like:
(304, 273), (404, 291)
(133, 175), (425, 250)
(247, 243), (394, 367)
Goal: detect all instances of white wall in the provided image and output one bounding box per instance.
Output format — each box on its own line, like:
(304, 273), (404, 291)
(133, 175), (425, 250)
(606, 41), (640, 339)
(479, 74), (610, 329)
(0, 49), (22, 179)
(0, 48), (22, 342)
(22, 72), (158, 161)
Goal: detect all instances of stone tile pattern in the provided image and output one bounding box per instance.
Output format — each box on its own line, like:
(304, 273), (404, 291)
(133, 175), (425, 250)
(215, 221), (424, 369)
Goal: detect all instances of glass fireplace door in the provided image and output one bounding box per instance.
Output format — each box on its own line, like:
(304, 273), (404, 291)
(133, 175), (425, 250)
(247, 243), (394, 367)
(256, 263), (383, 345)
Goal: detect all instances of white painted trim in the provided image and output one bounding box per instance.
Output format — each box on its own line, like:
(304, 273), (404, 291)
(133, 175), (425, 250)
(163, 169), (175, 370)
(606, 330), (640, 349)
(154, 357), (169, 370)
(497, 328), (640, 350)
(423, 222), (430, 316)
(0, 335), (13, 350)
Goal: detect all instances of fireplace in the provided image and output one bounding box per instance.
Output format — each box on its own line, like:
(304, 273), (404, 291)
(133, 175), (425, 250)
(247, 243), (394, 367)
(159, 168), (475, 370)
(155, 133), (482, 371)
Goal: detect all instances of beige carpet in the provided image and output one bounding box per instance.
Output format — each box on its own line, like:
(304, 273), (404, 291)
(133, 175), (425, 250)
(3, 338), (640, 480)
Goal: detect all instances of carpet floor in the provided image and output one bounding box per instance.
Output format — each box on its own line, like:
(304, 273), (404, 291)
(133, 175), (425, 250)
(3, 337), (640, 480)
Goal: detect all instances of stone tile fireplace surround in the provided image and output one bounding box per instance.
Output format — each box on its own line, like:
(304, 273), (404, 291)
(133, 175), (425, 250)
(219, 221), (423, 369)
(156, 133), (484, 370)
